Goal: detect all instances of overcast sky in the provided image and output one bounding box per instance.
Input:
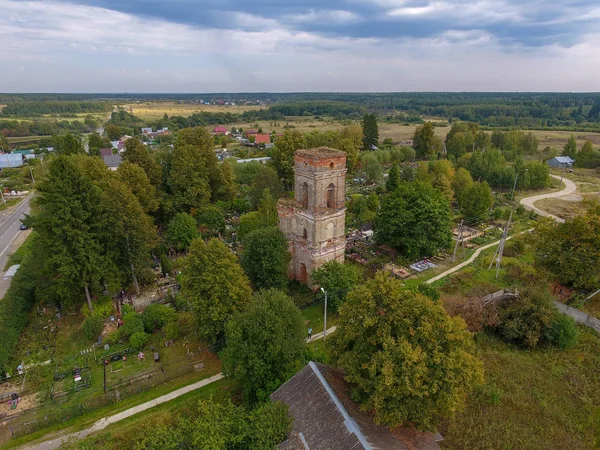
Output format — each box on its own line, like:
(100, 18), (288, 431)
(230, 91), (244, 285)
(1, 0), (600, 92)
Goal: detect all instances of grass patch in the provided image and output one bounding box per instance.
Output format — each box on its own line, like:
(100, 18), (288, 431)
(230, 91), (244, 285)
(441, 330), (600, 450)
(43, 379), (235, 450)
(301, 300), (339, 335)
(4, 230), (34, 270)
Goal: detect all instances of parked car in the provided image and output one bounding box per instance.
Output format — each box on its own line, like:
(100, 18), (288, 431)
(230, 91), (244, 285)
(19, 223), (28, 230)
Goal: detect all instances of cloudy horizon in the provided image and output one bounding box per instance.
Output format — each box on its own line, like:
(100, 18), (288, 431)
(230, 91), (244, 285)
(1, 0), (600, 92)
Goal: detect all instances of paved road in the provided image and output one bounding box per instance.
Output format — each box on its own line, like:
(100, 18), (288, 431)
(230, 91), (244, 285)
(20, 374), (224, 450)
(519, 174), (577, 224)
(0, 195), (32, 298)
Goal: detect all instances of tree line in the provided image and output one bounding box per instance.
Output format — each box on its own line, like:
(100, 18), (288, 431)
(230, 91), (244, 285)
(1, 101), (110, 116)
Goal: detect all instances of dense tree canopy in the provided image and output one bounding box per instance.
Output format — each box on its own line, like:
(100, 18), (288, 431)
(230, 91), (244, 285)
(124, 398), (291, 450)
(221, 289), (306, 401)
(116, 161), (160, 214)
(533, 208), (600, 290)
(32, 156), (114, 311)
(311, 261), (359, 312)
(166, 213), (199, 251)
(329, 273), (483, 430)
(241, 227), (291, 290)
(413, 122), (442, 159)
(272, 130), (306, 188)
(362, 113), (379, 151)
(374, 181), (453, 258)
(181, 238), (252, 342)
(459, 181), (494, 221)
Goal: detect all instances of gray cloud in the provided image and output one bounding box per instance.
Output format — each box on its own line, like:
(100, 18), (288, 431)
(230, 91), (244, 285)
(1, 0), (599, 91)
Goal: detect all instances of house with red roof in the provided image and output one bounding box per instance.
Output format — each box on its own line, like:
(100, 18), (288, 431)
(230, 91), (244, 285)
(254, 134), (271, 145)
(212, 126), (229, 135)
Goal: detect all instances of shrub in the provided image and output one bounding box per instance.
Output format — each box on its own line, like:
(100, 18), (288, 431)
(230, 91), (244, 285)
(177, 312), (196, 337)
(545, 314), (579, 349)
(119, 313), (144, 339)
(160, 254), (172, 276)
(503, 238), (526, 257)
(83, 316), (104, 340)
(81, 295), (114, 319)
(496, 292), (554, 348)
(141, 304), (175, 333)
(129, 331), (149, 350)
(164, 321), (180, 341)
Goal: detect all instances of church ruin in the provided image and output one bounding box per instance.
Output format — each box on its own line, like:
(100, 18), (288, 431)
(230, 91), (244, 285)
(278, 147), (347, 285)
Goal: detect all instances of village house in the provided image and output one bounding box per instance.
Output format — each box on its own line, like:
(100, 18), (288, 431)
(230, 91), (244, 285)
(253, 134), (271, 146)
(212, 126), (229, 135)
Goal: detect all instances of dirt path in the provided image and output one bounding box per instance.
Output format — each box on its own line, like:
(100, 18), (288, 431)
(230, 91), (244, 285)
(519, 174), (577, 224)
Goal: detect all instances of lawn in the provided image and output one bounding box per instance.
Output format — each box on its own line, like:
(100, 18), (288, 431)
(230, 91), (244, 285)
(301, 299), (339, 335)
(34, 378), (236, 450)
(440, 329), (600, 450)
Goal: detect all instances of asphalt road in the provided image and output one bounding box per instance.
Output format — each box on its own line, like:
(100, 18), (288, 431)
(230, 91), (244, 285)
(0, 195), (32, 298)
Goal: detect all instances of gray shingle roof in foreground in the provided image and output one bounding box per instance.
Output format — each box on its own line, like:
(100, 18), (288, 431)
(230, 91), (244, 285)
(271, 362), (442, 450)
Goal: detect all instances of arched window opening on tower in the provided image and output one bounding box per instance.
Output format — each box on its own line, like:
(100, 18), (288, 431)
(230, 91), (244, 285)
(327, 183), (336, 209)
(302, 182), (309, 209)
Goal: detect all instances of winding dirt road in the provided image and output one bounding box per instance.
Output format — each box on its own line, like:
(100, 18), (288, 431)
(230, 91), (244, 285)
(519, 174), (577, 224)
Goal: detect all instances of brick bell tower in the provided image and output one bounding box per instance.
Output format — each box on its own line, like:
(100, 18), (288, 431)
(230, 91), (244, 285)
(278, 147), (347, 285)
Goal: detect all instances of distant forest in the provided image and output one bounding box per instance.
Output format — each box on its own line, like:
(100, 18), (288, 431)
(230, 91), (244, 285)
(1, 92), (600, 138)
(0, 101), (111, 116)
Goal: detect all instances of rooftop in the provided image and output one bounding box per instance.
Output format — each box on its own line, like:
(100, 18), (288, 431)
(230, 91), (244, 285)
(271, 362), (442, 450)
(295, 147), (346, 159)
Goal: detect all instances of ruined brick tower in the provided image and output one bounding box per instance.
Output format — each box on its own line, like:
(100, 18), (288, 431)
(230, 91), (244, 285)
(278, 147), (347, 285)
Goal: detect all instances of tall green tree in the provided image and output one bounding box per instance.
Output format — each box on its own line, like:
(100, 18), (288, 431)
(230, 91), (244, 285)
(533, 208), (600, 290)
(221, 289), (306, 402)
(374, 181), (453, 258)
(105, 124), (123, 141)
(166, 213), (199, 252)
(32, 156), (113, 311)
(167, 144), (211, 215)
(412, 122), (442, 160)
(340, 124), (362, 171)
(181, 238), (252, 342)
(272, 130), (306, 188)
(241, 227), (291, 290)
(451, 167), (473, 203)
(88, 132), (103, 154)
(122, 138), (160, 185)
(54, 133), (85, 156)
(116, 161), (160, 214)
(250, 165), (284, 208)
(458, 181), (494, 220)
(362, 113), (379, 151)
(311, 260), (359, 312)
(386, 163), (401, 192)
(0, 135), (9, 152)
(100, 179), (157, 294)
(329, 272), (483, 430)
(563, 135), (577, 158)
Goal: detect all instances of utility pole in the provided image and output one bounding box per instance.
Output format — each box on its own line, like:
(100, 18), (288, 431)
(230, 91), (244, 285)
(320, 287), (328, 340)
(452, 220), (463, 263)
(125, 227), (140, 296)
(29, 166), (35, 183)
(490, 170), (524, 278)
